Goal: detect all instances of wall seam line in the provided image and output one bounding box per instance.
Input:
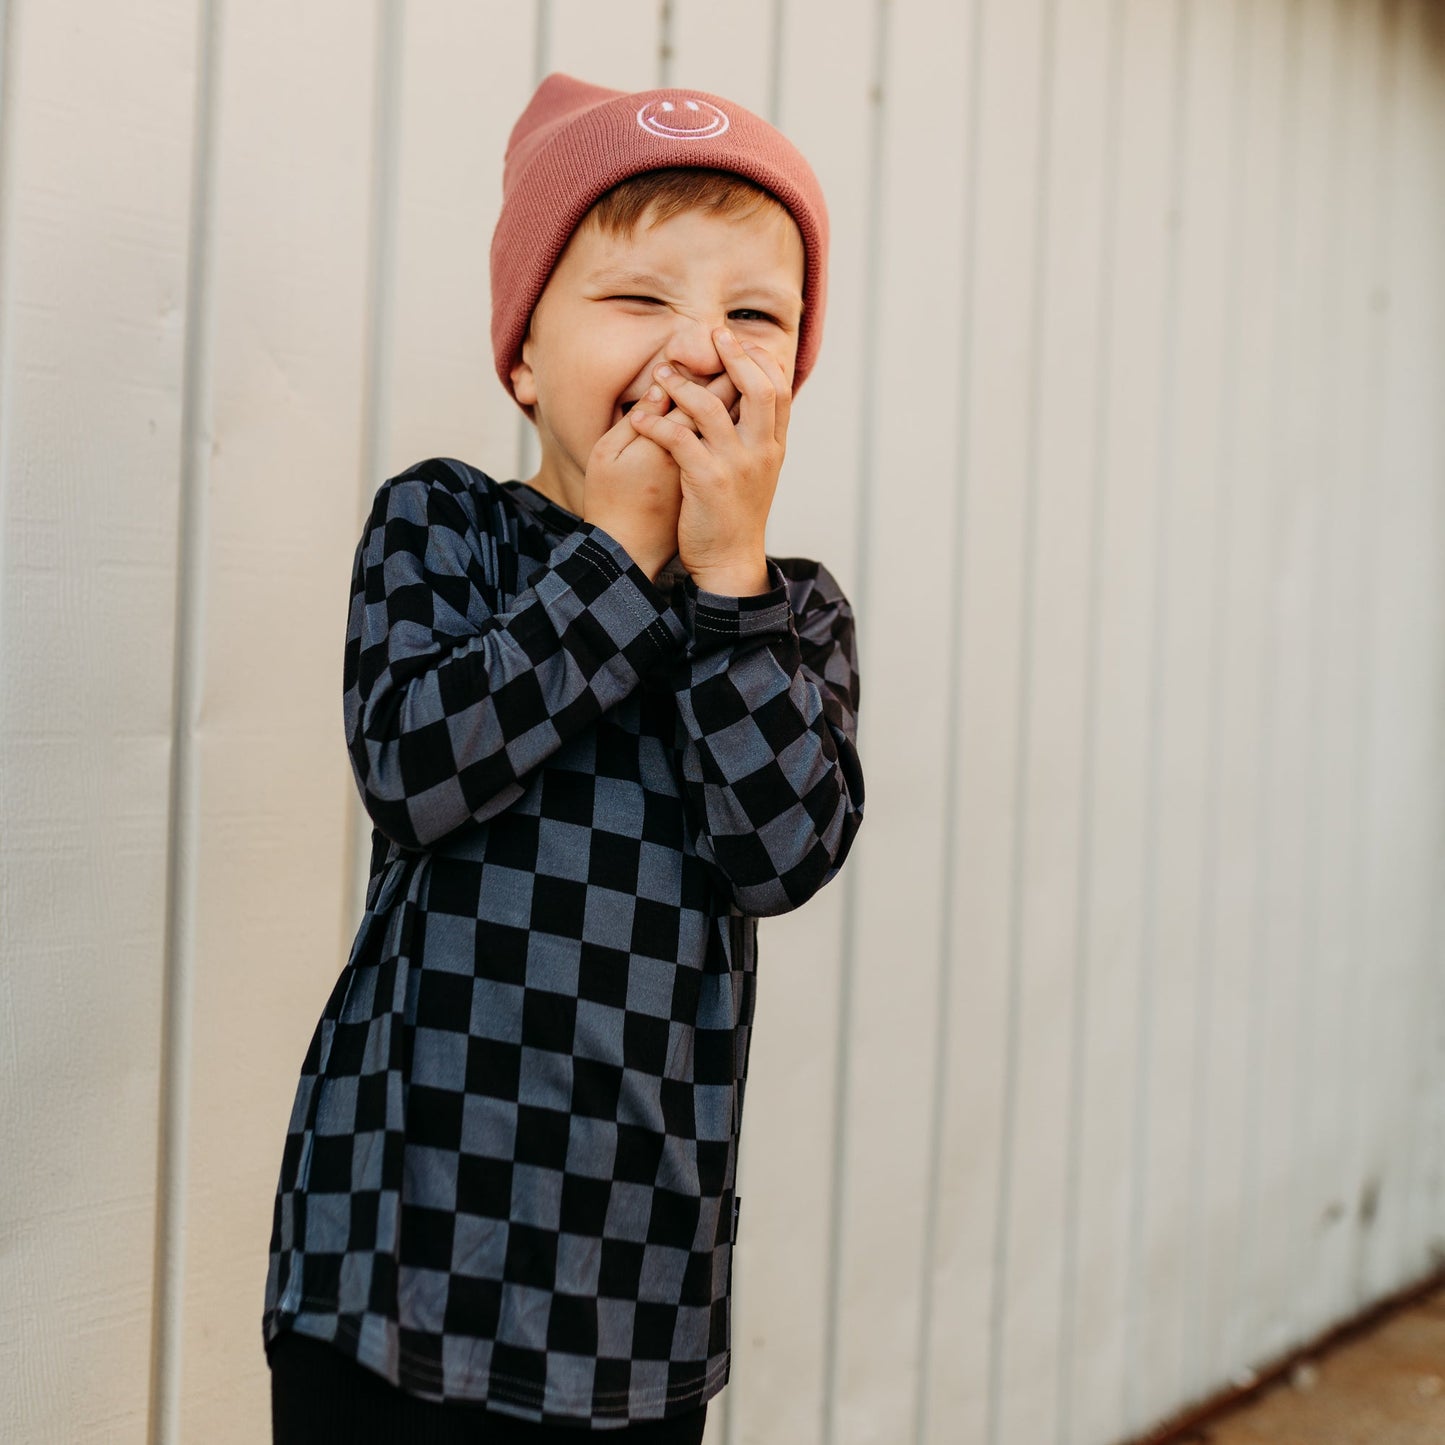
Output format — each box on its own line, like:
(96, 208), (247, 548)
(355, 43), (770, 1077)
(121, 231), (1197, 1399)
(0, 0), (19, 644)
(1235, 0), (1304, 1377)
(984, 0), (1061, 1439)
(1343, 0), (1396, 1308)
(908, 5), (989, 1433)
(657, 0), (674, 87)
(1122, 0), (1193, 1430)
(147, 1), (222, 1440)
(765, 0), (785, 126)
(821, 2), (891, 1440)
(1180, 0), (1251, 1393)
(1287, 0), (1349, 1345)
(1053, 0), (1127, 1437)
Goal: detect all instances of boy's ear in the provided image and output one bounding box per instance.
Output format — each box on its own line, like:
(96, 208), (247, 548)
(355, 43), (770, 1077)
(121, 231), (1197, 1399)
(510, 342), (538, 409)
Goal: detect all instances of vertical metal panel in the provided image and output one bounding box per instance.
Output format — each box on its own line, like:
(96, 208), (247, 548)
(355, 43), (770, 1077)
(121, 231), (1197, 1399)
(1060, 2), (1182, 1438)
(1279, 0), (1353, 1358)
(1168, 0), (1250, 1404)
(1039, 4), (1127, 1442)
(0, 1), (200, 1442)
(1401, 0), (1445, 1289)
(863, 0), (988, 1437)
(1125, 0), (1223, 1422)
(1359, 0), (1445, 1308)
(149, 1), (221, 1440)
(995, 0), (1166, 1434)
(1344, 0), (1402, 1316)
(1313, 0), (1391, 1342)
(809, 0), (965, 1437)
(1250, 0), (1326, 1381)
(982, 0), (1103, 1438)
(1190, 0), (1289, 1399)
(165, 4), (381, 1440)
(919, 8), (1062, 1445)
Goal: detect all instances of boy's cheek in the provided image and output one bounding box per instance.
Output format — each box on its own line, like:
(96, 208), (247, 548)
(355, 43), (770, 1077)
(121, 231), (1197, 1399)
(747, 339), (797, 393)
(776, 337), (802, 390)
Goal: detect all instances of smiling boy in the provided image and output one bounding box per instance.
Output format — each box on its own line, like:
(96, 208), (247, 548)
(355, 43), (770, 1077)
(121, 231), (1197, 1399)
(514, 181), (805, 601)
(263, 74), (864, 1443)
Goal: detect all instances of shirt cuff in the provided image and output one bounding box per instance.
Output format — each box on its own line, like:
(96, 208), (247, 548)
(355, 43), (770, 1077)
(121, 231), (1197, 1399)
(674, 560), (793, 653)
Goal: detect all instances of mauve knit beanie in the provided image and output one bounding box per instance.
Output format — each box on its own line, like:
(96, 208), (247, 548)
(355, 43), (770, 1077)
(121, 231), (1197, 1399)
(490, 73), (830, 406)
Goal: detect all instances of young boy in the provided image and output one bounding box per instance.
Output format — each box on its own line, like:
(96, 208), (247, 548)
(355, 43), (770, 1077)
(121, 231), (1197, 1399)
(263, 73), (864, 1442)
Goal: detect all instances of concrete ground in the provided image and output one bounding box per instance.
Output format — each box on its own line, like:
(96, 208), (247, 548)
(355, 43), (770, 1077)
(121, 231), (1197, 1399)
(1161, 1285), (1445, 1445)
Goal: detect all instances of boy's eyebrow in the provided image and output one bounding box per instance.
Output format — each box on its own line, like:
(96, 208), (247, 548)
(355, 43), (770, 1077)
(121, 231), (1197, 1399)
(586, 266), (678, 291)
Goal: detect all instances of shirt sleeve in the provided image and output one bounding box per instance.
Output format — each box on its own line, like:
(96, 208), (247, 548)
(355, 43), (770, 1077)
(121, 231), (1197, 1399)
(343, 462), (685, 850)
(666, 558), (865, 917)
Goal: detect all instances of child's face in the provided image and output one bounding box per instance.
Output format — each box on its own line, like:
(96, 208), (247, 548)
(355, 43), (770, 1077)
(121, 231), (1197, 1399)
(511, 200), (806, 508)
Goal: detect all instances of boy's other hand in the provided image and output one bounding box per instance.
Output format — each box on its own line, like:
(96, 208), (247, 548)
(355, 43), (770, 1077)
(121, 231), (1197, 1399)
(627, 328), (790, 597)
(583, 372), (740, 582)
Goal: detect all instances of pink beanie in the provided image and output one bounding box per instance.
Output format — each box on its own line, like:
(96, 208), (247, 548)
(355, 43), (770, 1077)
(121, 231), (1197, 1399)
(490, 73), (829, 405)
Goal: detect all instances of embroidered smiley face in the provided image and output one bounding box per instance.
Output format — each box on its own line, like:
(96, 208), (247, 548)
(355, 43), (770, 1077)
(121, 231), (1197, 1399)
(636, 96), (731, 140)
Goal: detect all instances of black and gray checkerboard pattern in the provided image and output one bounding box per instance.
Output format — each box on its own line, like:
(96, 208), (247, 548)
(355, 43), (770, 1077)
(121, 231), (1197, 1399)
(263, 458), (864, 1427)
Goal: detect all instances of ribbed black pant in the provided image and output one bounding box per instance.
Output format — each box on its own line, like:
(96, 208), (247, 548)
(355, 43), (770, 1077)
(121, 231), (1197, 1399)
(268, 1333), (709, 1444)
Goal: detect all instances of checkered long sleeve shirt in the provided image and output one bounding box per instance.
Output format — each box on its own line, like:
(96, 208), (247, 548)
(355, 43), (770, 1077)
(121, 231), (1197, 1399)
(263, 457), (864, 1427)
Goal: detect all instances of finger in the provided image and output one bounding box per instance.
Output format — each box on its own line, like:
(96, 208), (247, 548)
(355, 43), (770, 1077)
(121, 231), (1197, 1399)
(714, 328), (784, 445)
(626, 406), (714, 474)
(624, 369), (740, 443)
(621, 371), (731, 438)
(745, 343), (793, 442)
(702, 369), (742, 427)
(650, 364), (736, 449)
(601, 384), (668, 458)
(702, 371), (741, 412)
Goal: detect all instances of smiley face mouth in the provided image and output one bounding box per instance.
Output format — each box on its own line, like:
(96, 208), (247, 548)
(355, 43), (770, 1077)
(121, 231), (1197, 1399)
(636, 99), (732, 140)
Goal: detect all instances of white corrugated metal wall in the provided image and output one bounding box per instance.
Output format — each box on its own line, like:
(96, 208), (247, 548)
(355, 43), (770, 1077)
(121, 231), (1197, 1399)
(1, 2), (1441, 1443)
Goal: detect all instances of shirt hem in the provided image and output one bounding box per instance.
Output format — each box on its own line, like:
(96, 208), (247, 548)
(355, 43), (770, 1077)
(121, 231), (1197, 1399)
(265, 1301), (730, 1425)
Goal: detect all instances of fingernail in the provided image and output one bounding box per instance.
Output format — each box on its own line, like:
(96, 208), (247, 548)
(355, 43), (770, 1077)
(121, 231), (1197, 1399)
(655, 364), (673, 379)
(715, 327), (735, 344)
(646, 384), (664, 401)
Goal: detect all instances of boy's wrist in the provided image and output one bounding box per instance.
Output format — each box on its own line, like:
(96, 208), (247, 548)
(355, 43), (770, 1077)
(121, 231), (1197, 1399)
(689, 558), (771, 597)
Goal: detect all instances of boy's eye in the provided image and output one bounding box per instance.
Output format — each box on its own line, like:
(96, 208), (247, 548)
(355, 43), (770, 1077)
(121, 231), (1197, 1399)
(728, 308), (782, 326)
(612, 295), (663, 307)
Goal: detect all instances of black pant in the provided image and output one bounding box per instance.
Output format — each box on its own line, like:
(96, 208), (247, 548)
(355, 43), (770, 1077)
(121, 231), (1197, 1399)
(268, 1332), (709, 1444)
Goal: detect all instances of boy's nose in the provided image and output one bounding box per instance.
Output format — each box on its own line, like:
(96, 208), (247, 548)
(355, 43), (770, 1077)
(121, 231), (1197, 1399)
(661, 315), (725, 380)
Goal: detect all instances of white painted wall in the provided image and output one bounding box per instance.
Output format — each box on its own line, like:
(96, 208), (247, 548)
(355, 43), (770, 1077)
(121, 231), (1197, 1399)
(1, 2), (1441, 1443)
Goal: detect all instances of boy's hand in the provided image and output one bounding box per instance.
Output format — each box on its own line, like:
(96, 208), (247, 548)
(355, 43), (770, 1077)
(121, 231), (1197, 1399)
(582, 372), (741, 582)
(627, 328), (790, 597)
